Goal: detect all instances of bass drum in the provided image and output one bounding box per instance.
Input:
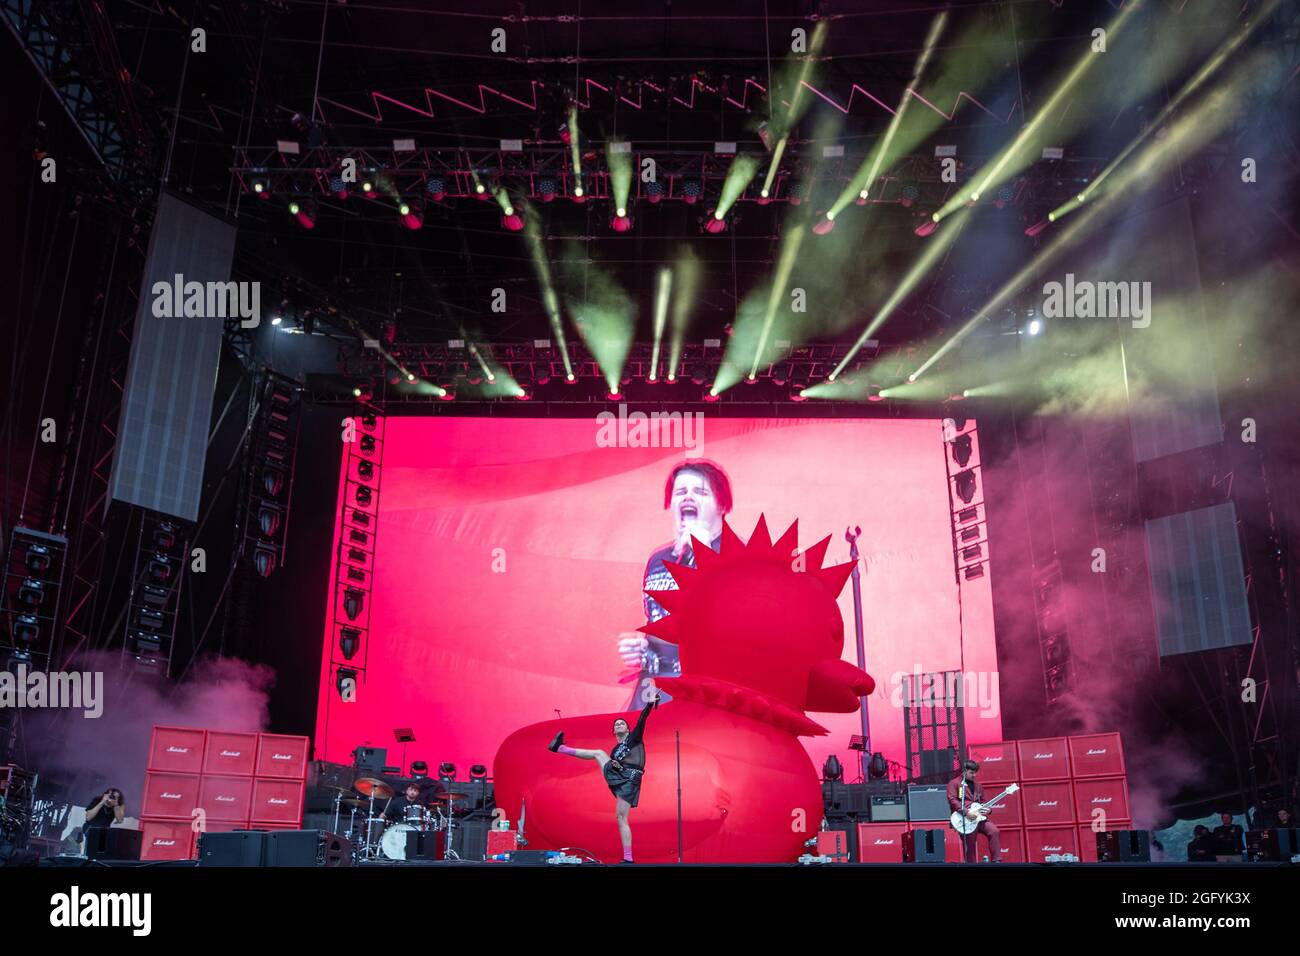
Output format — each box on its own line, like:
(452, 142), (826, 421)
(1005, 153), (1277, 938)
(381, 823), (416, 860)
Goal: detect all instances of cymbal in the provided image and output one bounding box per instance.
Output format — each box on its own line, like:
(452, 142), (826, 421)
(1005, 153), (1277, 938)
(429, 791), (468, 802)
(353, 777), (395, 798)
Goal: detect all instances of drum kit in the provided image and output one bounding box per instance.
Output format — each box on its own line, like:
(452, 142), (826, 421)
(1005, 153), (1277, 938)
(328, 776), (468, 861)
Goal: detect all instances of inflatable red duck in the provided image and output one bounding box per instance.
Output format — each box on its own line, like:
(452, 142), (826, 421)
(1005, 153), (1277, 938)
(492, 515), (875, 863)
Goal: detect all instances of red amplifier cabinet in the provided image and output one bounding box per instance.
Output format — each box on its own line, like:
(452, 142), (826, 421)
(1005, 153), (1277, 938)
(1021, 780), (1076, 826)
(203, 731), (258, 776)
(140, 771), (201, 821)
(967, 741), (1019, 783)
(148, 726), (206, 774)
(1073, 776), (1130, 825)
(1025, 825), (1080, 862)
(139, 819), (196, 861)
(1077, 821), (1133, 863)
(255, 733), (310, 779)
(197, 774), (254, 823)
(1015, 737), (1070, 781)
(855, 823), (905, 863)
(251, 777), (305, 825)
(995, 827), (1026, 863)
(982, 782), (1024, 828)
(1068, 732), (1125, 778)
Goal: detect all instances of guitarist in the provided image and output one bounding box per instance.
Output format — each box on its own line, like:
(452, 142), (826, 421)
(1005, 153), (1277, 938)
(948, 761), (1002, 863)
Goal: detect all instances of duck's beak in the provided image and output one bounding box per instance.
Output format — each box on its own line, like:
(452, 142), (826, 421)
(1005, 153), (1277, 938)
(805, 658), (875, 713)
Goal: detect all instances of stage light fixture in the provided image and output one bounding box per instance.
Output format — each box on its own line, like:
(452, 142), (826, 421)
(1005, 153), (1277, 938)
(17, 580), (45, 607)
(357, 460), (374, 480)
(964, 563), (985, 581)
(915, 218), (938, 237)
(951, 433), (973, 467)
(359, 435), (377, 455)
(24, 545), (52, 574)
(328, 175), (350, 200)
(257, 505), (281, 538)
(954, 469), (977, 504)
(343, 588), (365, 621)
(14, 615), (39, 645)
(336, 666), (358, 698)
(251, 175), (270, 198)
(1027, 319), (1042, 335)
(821, 755), (843, 782)
(786, 182), (804, 206)
(538, 178), (557, 202)
(868, 753), (889, 779)
(425, 177), (446, 201)
(812, 213), (835, 235)
(153, 523), (177, 551)
(501, 211), (525, 232)
(400, 199), (425, 230)
(257, 466), (284, 500)
(645, 181), (664, 204)
(610, 209), (633, 233)
(253, 545), (277, 578)
(681, 181), (702, 205)
(355, 485), (373, 507)
(469, 765), (488, 781)
(438, 762), (457, 781)
(703, 212), (728, 234)
(411, 760), (430, 776)
(339, 627), (362, 660)
(290, 198), (317, 229)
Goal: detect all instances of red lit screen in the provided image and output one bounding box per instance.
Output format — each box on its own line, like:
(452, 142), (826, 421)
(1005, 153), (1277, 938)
(316, 417), (1000, 776)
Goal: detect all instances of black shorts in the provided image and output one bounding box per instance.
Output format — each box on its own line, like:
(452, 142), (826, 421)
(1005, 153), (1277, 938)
(603, 763), (644, 808)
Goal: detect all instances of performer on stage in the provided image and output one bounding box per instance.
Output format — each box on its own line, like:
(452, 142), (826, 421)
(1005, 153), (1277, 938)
(948, 760), (1001, 863)
(84, 788), (125, 829)
(547, 695), (661, 863)
(382, 781), (431, 824)
(618, 459), (733, 707)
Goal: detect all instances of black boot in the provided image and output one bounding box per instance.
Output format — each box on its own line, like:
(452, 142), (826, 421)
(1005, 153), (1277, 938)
(547, 731), (565, 752)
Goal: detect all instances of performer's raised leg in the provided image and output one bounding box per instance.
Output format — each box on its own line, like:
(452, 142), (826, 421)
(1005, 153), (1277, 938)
(548, 734), (610, 767)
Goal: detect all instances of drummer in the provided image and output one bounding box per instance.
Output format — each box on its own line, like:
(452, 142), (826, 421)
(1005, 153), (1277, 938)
(382, 781), (431, 825)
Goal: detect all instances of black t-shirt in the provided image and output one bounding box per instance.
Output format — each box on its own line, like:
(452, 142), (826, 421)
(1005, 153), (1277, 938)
(1211, 824), (1243, 852)
(383, 780), (445, 821)
(84, 796), (121, 828)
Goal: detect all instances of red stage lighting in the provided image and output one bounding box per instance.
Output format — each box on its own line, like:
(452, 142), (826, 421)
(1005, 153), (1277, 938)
(915, 218), (938, 237)
(400, 199), (425, 230)
(501, 212), (525, 232)
(289, 199), (316, 230)
(610, 209), (632, 232)
(812, 214), (835, 236)
(704, 212), (728, 234)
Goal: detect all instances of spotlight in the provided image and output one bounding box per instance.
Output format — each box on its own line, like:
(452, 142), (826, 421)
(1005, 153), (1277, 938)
(290, 198), (316, 229)
(251, 175), (270, 198)
(400, 199), (425, 230)
(867, 385), (884, 403)
(954, 469), (977, 504)
(1027, 319), (1042, 335)
(24, 545), (52, 574)
(271, 314), (283, 326)
(995, 183), (1015, 208)
(786, 182), (804, 206)
(538, 178), (557, 202)
(681, 181), (702, 205)
(355, 485), (373, 507)
(703, 211), (728, 234)
(610, 209), (632, 232)
(339, 626), (362, 660)
(328, 175), (350, 200)
(253, 545), (277, 578)
(899, 184), (919, 208)
(438, 762), (457, 780)
(257, 505), (281, 538)
(336, 666), (358, 698)
(951, 433), (973, 467)
(425, 177), (446, 202)
(812, 213), (835, 236)
(469, 765), (488, 781)
(343, 588), (365, 621)
(501, 211), (525, 232)
(572, 183), (585, 201)
(360, 174), (376, 196)
(915, 219), (938, 237)
(821, 755), (843, 782)
(14, 615), (39, 645)
(262, 466), (285, 497)
(645, 181), (664, 204)
(703, 388), (721, 402)
(1025, 218), (1050, 237)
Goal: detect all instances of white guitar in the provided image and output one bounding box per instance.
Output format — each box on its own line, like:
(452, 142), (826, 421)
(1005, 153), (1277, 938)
(950, 782), (1019, 834)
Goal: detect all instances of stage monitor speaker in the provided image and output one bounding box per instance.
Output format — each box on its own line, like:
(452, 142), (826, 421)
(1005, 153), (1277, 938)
(907, 785), (950, 822)
(405, 829), (444, 861)
(85, 827), (143, 861)
(451, 817), (489, 861)
(1096, 829), (1151, 863)
(869, 795), (908, 822)
(262, 829), (353, 867)
(353, 747), (386, 774)
(816, 826), (855, 862)
(197, 830), (264, 867)
(903, 829), (947, 863)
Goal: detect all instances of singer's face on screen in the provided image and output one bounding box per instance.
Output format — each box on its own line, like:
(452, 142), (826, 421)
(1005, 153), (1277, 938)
(670, 470), (722, 536)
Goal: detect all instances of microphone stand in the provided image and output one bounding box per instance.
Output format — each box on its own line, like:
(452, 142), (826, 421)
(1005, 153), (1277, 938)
(675, 730), (683, 864)
(845, 527), (872, 774)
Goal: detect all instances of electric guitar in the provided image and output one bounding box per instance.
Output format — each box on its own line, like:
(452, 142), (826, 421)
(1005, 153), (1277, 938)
(950, 782), (1019, 834)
